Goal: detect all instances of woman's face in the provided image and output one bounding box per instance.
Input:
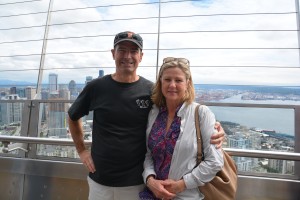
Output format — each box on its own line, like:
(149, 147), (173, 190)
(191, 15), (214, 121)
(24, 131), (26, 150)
(161, 67), (188, 104)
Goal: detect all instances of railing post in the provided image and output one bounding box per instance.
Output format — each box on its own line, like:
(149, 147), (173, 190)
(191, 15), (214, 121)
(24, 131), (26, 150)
(35, 0), (54, 99)
(27, 100), (41, 159)
(295, 105), (300, 178)
(155, 0), (161, 79)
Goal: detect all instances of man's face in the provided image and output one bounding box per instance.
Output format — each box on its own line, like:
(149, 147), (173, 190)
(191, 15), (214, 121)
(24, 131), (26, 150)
(111, 41), (143, 74)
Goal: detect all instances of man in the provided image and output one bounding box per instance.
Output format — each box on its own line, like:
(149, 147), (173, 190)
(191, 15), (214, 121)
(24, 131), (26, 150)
(68, 31), (225, 200)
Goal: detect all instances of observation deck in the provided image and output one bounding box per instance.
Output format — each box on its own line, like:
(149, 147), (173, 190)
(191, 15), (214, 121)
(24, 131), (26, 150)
(0, 99), (299, 200)
(1, 0), (300, 199)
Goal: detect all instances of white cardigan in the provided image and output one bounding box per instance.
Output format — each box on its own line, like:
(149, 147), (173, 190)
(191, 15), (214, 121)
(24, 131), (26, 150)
(142, 102), (224, 199)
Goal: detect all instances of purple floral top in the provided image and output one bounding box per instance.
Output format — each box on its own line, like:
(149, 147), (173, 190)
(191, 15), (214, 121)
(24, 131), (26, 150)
(139, 104), (182, 200)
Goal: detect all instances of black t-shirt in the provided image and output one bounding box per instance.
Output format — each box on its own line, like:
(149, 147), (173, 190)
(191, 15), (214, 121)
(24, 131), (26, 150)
(68, 75), (153, 186)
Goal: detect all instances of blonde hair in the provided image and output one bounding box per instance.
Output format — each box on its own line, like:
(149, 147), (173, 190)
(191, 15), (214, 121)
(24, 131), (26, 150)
(151, 57), (195, 107)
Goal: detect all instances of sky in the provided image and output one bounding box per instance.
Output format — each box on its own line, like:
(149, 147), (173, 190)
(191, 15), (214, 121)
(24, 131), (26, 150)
(0, 0), (300, 86)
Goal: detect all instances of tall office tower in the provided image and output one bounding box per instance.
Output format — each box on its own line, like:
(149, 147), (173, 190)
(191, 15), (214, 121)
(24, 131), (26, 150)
(227, 135), (253, 171)
(59, 84), (68, 90)
(84, 76), (93, 120)
(68, 80), (77, 97)
(0, 91), (7, 98)
(41, 90), (49, 100)
(0, 94), (24, 125)
(25, 86), (37, 100)
(47, 99), (68, 138)
(85, 76), (93, 85)
(16, 88), (25, 98)
(98, 70), (104, 78)
(49, 73), (58, 93)
(10, 87), (16, 94)
(59, 89), (70, 100)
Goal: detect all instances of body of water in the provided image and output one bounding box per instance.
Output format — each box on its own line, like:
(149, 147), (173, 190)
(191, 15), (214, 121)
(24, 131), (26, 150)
(207, 94), (300, 136)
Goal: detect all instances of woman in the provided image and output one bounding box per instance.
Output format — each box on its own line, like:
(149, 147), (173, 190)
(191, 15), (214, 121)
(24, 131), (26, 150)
(139, 57), (224, 200)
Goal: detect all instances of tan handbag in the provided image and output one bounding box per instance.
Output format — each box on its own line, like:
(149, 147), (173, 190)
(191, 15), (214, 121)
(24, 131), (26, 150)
(195, 104), (238, 200)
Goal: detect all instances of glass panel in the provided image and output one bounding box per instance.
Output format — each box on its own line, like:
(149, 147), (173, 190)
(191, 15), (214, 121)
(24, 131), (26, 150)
(37, 144), (79, 158)
(194, 83), (298, 175)
(0, 100), (24, 155)
(36, 102), (91, 158)
(207, 106), (295, 175)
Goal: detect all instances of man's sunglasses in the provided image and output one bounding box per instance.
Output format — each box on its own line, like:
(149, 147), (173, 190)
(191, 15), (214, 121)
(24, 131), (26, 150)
(115, 32), (143, 43)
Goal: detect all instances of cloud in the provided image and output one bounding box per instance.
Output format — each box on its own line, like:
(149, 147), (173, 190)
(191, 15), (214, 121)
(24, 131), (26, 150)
(0, 0), (299, 86)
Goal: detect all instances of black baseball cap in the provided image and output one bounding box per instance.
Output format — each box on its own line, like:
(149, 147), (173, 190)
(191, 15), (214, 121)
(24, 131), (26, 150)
(113, 31), (143, 49)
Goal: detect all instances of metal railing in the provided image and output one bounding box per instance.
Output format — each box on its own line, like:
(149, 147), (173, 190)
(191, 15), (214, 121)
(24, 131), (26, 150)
(1, 135), (299, 161)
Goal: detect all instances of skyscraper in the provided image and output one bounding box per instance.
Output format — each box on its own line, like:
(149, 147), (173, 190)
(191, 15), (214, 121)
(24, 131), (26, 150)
(16, 88), (25, 98)
(99, 70), (104, 78)
(68, 80), (77, 96)
(47, 100), (68, 138)
(0, 94), (24, 125)
(49, 73), (58, 93)
(10, 87), (16, 94)
(25, 86), (37, 100)
(85, 76), (93, 85)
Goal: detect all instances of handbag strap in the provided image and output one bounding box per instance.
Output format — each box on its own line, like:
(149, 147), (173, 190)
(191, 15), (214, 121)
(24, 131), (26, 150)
(195, 104), (204, 164)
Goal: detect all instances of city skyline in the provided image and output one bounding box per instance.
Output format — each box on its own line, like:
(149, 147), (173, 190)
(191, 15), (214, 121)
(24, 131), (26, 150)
(2, 76), (299, 136)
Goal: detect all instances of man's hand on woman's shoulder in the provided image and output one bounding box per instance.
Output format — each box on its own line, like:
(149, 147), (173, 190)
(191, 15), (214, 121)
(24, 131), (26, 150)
(211, 122), (225, 149)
